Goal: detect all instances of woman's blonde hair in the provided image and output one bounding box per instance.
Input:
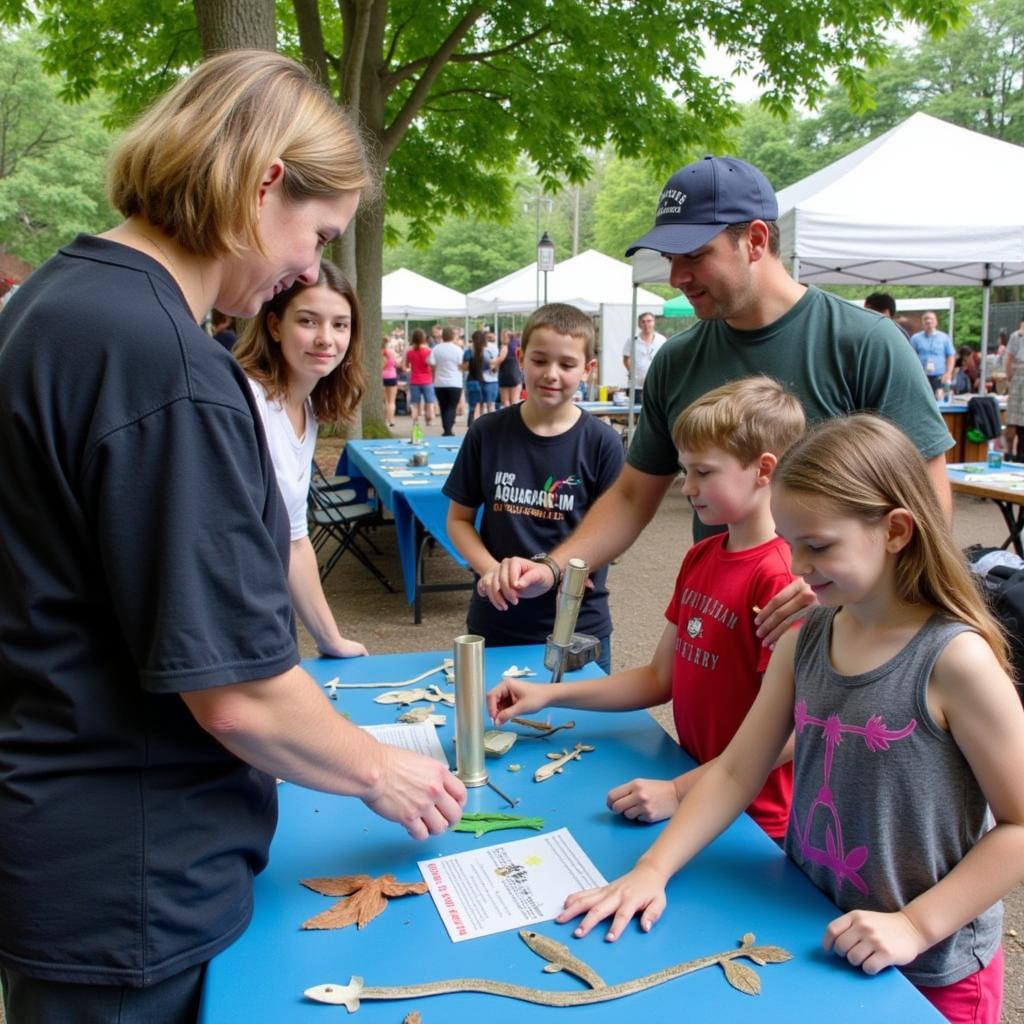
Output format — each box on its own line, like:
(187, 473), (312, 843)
(234, 261), (365, 426)
(776, 414), (1010, 673)
(108, 50), (373, 257)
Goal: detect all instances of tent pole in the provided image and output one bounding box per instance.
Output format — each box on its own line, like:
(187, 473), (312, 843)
(980, 270), (991, 394)
(792, 256), (801, 282)
(627, 283), (638, 444)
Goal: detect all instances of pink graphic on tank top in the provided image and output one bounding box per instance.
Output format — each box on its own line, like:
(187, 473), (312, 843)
(791, 700), (917, 895)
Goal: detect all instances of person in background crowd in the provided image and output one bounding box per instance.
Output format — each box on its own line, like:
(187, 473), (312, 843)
(0, 49), (465, 1024)
(864, 292), (910, 340)
(481, 329), (500, 413)
(623, 311), (667, 403)
(403, 328), (436, 430)
(431, 326), (465, 436)
(1003, 321), (1024, 461)
(235, 262), (368, 659)
(910, 312), (955, 394)
(210, 308), (237, 350)
(463, 329), (489, 427)
(381, 335), (399, 427)
(497, 328), (523, 407)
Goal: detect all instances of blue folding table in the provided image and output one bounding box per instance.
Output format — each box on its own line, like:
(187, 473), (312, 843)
(336, 438), (474, 621)
(199, 646), (941, 1023)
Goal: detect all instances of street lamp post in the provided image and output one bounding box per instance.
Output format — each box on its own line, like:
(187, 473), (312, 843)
(537, 231), (555, 305)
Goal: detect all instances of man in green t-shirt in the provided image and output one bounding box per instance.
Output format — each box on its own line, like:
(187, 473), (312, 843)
(476, 155), (953, 644)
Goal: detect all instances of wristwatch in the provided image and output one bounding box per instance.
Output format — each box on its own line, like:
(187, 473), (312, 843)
(530, 553), (561, 590)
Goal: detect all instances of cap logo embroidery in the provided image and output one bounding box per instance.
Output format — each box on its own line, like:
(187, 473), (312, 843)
(657, 188), (687, 218)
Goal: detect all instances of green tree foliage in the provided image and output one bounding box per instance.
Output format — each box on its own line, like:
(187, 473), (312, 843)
(0, 33), (116, 265)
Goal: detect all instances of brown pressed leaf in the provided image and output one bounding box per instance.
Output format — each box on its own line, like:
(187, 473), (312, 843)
(380, 875), (430, 898)
(299, 873), (428, 931)
(300, 873), (373, 897)
(721, 959), (761, 996)
(747, 945), (793, 964)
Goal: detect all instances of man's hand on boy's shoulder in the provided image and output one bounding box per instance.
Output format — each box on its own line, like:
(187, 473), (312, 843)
(754, 578), (816, 648)
(477, 555), (556, 610)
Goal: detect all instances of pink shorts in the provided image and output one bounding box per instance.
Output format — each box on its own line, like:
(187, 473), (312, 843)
(916, 946), (1003, 1024)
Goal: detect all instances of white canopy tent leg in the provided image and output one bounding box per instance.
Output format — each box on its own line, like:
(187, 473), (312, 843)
(980, 269), (991, 394)
(627, 283), (638, 444)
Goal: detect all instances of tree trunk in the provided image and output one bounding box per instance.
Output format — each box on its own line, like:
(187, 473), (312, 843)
(193, 0), (275, 54)
(342, 0), (391, 438)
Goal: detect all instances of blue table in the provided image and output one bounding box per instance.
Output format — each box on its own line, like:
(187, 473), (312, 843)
(948, 461), (1024, 553)
(337, 438), (473, 621)
(200, 647), (940, 1023)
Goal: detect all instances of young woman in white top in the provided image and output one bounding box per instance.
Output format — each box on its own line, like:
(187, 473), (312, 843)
(234, 260), (368, 658)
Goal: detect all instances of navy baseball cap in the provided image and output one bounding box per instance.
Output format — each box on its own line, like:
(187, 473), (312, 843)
(625, 155), (778, 257)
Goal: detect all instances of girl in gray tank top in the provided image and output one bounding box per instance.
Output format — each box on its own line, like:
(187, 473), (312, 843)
(557, 415), (1023, 1023)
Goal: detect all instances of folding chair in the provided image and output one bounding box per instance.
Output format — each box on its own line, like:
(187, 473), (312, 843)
(307, 482), (395, 592)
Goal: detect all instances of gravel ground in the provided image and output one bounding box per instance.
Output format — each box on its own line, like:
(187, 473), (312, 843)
(310, 413), (1024, 1022)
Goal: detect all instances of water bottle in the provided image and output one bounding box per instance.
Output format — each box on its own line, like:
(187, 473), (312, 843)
(988, 443), (1003, 470)
(411, 423), (424, 446)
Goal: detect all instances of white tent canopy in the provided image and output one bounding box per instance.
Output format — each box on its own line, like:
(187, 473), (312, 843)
(469, 250), (665, 389)
(381, 267), (467, 319)
(775, 112), (1024, 289)
(468, 249), (664, 316)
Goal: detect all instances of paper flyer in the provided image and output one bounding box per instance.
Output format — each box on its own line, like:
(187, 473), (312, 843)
(419, 828), (607, 942)
(361, 721), (448, 766)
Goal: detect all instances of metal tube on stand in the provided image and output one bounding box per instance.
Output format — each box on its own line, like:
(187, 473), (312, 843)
(453, 635), (488, 787)
(545, 558), (589, 682)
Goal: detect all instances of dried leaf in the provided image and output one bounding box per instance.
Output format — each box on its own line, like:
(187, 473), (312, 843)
(745, 944), (793, 964)
(300, 874), (373, 897)
(300, 873), (427, 931)
(379, 875), (429, 898)
(721, 959), (761, 995)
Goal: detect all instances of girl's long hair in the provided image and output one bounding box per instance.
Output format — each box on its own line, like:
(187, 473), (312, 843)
(234, 260), (365, 426)
(409, 328), (427, 349)
(776, 414), (1010, 674)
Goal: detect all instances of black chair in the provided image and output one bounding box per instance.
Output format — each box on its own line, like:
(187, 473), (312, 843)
(307, 482), (395, 592)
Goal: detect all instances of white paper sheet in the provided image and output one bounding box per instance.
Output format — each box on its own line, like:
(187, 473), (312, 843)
(361, 721), (448, 766)
(419, 828), (607, 942)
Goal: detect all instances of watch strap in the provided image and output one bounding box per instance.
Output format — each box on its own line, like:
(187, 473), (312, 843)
(530, 553), (561, 590)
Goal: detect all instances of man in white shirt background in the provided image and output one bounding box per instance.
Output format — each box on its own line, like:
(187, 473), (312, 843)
(623, 311), (667, 403)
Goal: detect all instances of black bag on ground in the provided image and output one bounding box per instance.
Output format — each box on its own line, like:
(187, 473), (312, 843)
(977, 559), (1024, 699)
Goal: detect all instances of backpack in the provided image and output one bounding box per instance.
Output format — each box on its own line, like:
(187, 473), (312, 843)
(974, 555), (1024, 701)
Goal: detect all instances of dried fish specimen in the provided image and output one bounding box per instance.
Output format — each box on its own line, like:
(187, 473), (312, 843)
(403, 1013), (421, 1024)
(516, 720), (576, 741)
(328, 660), (454, 690)
(323, 678), (342, 699)
(375, 688), (429, 705)
(304, 931), (792, 1010)
(452, 813), (544, 838)
(534, 743), (595, 783)
(507, 764), (522, 773)
(483, 730), (517, 756)
(398, 707), (446, 726)
(299, 873), (427, 931)
(424, 684), (456, 706)
(502, 665), (536, 678)
(519, 930), (605, 988)
(510, 716), (558, 732)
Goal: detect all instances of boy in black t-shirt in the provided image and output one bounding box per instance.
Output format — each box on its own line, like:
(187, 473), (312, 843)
(444, 304), (624, 671)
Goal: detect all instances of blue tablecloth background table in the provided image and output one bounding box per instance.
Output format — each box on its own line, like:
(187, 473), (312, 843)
(337, 437), (474, 621)
(948, 461), (1024, 553)
(199, 646), (941, 1023)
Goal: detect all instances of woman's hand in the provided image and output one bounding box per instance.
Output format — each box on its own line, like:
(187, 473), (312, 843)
(555, 861), (669, 941)
(319, 636), (369, 659)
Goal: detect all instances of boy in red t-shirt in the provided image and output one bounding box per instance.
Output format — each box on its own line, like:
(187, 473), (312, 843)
(487, 375), (805, 840)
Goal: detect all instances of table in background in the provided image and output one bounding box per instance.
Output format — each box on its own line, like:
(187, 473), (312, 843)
(337, 437), (473, 622)
(200, 647), (941, 1024)
(948, 462), (1024, 554)
(940, 397), (1007, 463)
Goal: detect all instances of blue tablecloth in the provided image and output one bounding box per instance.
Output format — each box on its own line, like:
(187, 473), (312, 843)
(200, 647), (940, 1023)
(337, 438), (468, 605)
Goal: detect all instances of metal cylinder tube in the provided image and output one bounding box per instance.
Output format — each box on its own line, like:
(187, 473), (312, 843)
(453, 634), (488, 787)
(551, 558), (588, 646)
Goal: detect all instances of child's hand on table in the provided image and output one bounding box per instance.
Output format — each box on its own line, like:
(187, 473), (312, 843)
(486, 678), (551, 725)
(556, 861), (669, 941)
